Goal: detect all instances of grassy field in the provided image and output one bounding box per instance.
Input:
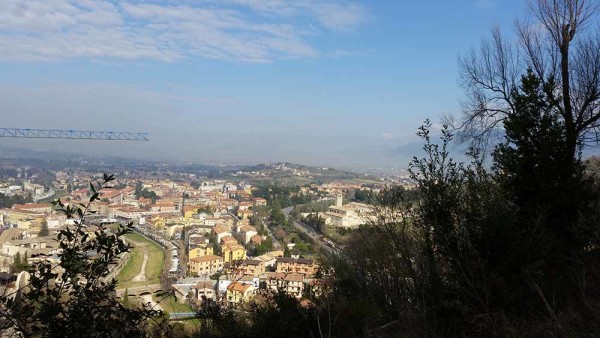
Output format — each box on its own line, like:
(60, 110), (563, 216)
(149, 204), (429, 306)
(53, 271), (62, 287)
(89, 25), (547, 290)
(154, 295), (193, 313)
(117, 232), (165, 289)
(117, 245), (144, 282)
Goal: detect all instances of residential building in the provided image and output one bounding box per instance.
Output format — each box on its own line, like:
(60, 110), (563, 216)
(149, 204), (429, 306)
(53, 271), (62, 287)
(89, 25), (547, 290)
(240, 259), (265, 276)
(213, 225), (231, 243)
(12, 203), (52, 213)
(255, 251), (283, 268)
(276, 257), (317, 276)
(220, 235), (238, 246)
(188, 255), (224, 276)
(226, 281), (255, 304)
(237, 209), (254, 220)
(253, 197), (267, 206)
(222, 243), (246, 263)
(238, 225), (258, 244)
(194, 281), (216, 301)
(189, 243), (213, 259)
(152, 202), (177, 213)
(264, 272), (305, 298)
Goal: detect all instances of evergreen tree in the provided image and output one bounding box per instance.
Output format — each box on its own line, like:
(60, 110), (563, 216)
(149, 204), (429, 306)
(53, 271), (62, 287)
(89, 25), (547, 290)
(134, 180), (143, 198)
(38, 219), (49, 237)
(10, 252), (22, 274)
(493, 69), (600, 305)
(122, 289), (130, 309)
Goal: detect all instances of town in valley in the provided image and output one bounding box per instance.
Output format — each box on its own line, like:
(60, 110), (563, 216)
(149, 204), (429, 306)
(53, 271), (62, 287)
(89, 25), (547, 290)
(0, 157), (413, 317)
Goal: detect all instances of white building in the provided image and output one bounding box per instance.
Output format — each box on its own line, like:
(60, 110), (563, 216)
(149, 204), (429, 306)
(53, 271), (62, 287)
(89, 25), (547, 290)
(323, 194), (375, 229)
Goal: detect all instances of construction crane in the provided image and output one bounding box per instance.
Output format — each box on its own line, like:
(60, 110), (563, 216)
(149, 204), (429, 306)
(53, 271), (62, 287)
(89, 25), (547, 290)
(0, 128), (149, 141)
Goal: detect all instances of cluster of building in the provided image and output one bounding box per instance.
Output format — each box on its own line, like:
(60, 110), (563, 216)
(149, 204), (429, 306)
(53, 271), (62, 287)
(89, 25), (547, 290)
(0, 169), (384, 307)
(0, 179), (47, 200)
(173, 255), (319, 306)
(0, 178), (265, 272)
(0, 224), (101, 275)
(303, 194), (377, 229)
(181, 209), (320, 305)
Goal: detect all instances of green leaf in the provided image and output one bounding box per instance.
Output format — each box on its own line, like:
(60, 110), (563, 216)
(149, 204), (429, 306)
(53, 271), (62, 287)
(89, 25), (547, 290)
(90, 192), (99, 203)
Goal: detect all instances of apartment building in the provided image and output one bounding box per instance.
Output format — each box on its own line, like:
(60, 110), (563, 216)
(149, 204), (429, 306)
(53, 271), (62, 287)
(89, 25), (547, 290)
(276, 257), (317, 276)
(188, 255), (223, 276)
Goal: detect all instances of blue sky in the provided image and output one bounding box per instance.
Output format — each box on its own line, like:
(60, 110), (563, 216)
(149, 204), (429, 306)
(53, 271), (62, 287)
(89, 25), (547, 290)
(0, 0), (527, 167)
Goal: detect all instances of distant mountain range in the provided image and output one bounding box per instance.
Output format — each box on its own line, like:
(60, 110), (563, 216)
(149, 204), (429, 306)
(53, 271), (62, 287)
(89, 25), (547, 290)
(0, 144), (125, 163)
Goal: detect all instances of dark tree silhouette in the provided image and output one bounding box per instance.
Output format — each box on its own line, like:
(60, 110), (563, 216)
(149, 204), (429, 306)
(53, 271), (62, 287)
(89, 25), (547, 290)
(457, 0), (600, 158)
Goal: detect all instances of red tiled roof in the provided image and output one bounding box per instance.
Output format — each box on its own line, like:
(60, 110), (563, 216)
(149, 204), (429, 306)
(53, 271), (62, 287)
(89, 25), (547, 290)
(227, 282), (251, 292)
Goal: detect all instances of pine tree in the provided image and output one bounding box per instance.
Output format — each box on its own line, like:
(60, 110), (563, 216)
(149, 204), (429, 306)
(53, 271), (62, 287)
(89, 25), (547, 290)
(38, 220), (49, 237)
(493, 69), (600, 305)
(122, 289), (130, 309)
(10, 252), (21, 273)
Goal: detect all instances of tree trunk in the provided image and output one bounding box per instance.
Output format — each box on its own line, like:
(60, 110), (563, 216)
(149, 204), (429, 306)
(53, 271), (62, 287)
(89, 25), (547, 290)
(560, 24), (577, 159)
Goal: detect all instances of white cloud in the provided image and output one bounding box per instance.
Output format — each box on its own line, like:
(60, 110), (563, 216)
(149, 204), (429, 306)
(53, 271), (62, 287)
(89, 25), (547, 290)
(0, 0), (367, 63)
(226, 0), (368, 31)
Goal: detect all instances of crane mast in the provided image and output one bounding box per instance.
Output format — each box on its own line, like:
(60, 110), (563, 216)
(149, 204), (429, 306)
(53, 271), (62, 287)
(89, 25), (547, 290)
(0, 128), (149, 141)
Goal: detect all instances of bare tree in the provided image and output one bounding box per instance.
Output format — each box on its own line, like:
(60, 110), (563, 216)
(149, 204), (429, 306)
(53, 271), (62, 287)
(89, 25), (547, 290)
(457, 0), (600, 157)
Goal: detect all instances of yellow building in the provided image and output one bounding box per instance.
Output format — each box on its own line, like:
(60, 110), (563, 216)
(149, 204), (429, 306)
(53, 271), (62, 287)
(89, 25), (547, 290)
(275, 257), (317, 276)
(226, 282), (254, 304)
(222, 243), (246, 263)
(148, 216), (166, 231)
(4, 210), (45, 230)
(164, 222), (183, 238)
(183, 206), (199, 219)
(189, 244), (213, 259)
(240, 259), (265, 276)
(188, 255), (223, 276)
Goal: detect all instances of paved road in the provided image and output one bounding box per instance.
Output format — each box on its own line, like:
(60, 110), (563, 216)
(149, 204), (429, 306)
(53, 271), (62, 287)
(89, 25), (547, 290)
(262, 219), (282, 249)
(282, 206), (294, 218)
(293, 219), (336, 255)
(282, 206), (336, 255)
(33, 188), (55, 202)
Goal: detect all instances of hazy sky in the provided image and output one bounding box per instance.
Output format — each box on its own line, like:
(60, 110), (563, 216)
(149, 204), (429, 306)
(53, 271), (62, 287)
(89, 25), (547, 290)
(0, 0), (527, 168)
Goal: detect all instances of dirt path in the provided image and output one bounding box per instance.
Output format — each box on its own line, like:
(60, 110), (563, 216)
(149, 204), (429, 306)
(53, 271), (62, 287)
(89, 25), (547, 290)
(132, 245), (149, 282)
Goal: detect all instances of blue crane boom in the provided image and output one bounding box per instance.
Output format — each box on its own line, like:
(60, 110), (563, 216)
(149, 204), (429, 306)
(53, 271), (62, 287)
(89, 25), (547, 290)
(0, 128), (149, 141)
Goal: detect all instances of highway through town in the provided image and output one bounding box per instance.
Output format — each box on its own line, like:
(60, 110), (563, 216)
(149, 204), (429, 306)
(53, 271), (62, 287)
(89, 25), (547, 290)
(262, 219), (282, 249)
(33, 188), (55, 202)
(282, 206), (337, 255)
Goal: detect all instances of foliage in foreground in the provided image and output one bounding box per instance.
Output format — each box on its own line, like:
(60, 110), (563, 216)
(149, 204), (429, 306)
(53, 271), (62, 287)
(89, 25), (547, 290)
(0, 174), (162, 337)
(328, 72), (600, 337)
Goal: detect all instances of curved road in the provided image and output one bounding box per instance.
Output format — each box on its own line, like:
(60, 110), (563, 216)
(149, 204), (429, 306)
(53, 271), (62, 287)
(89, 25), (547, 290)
(282, 206), (336, 255)
(262, 218), (282, 249)
(34, 188), (55, 202)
